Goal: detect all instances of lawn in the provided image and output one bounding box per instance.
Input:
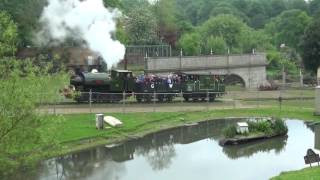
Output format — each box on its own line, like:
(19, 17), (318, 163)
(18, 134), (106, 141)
(271, 166), (320, 180)
(41, 99), (320, 179)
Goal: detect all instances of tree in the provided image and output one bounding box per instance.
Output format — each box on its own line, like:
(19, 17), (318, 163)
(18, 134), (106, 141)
(103, 0), (122, 8)
(178, 32), (201, 56)
(309, 0), (320, 16)
(0, 58), (67, 175)
(300, 17), (320, 72)
(154, 0), (179, 46)
(265, 10), (311, 50)
(125, 6), (158, 45)
(206, 36), (227, 55)
(0, 11), (18, 57)
(0, 0), (46, 47)
(198, 15), (245, 50)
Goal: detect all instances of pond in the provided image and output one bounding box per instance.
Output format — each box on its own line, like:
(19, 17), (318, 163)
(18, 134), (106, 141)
(11, 119), (320, 180)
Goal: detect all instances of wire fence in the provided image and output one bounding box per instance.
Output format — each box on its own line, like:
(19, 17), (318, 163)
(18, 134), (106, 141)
(38, 85), (316, 115)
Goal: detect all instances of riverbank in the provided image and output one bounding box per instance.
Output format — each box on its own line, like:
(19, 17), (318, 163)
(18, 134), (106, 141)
(5, 105), (320, 178)
(56, 106), (318, 155)
(271, 166), (320, 180)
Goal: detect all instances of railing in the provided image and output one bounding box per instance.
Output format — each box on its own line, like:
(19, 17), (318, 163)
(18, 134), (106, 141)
(38, 86), (315, 115)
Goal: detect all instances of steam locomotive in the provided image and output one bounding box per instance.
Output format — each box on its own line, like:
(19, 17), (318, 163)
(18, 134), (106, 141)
(65, 69), (225, 103)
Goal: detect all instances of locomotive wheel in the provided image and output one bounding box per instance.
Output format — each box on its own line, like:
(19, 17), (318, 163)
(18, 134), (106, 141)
(201, 97), (206, 102)
(209, 94), (216, 102)
(145, 95), (152, 103)
(166, 96), (173, 102)
(158, 95), (164, 102)
(183, 95), (190, 102)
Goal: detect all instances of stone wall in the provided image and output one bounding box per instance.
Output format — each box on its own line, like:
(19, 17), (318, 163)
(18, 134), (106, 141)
(147, 53), (267, 89)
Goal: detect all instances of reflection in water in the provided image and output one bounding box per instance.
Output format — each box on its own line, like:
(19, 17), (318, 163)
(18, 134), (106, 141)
(9, 119), (316, 180)
(223, 136), (287, 159)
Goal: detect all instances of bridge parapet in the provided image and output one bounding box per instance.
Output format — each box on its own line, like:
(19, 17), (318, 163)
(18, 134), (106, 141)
(146, 53), (268, 89)
(147, 53), (267, 72)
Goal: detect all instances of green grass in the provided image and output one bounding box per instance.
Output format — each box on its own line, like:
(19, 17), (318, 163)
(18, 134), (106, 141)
(32, 99), (320, 179)
(56, 106), (320, 145)
(271, 167), (320, 180)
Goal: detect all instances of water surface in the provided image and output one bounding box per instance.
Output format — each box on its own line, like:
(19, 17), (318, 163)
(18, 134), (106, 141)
(12, 119), (320, 180)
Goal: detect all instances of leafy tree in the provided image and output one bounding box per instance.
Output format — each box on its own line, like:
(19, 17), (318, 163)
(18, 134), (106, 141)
(300, 17), (320, 72)
(154, 0), (179, 46)
(0, 0), (46, 47)
(125, 6), (158, 45)
(239, 28), (273, 53)
(265, 10), (311, 50)
(0, 58), (67, 175)
(0, 11), (18, 57)
(103, 0), (122, 8)
(206, 36), (227, 55)
(178, 32), (201, 56)
(246, 0), (268, 28)
(198, 15), (245, 50)
(309, 0), (320, 16)
(288, 0), (308, 12)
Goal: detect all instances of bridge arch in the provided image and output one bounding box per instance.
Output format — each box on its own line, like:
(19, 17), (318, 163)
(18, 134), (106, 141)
(146, 53), (267, 89)
(224, 74), (246, 87)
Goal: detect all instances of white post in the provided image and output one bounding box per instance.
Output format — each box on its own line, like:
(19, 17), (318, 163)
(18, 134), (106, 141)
(96, 114), (104, 130)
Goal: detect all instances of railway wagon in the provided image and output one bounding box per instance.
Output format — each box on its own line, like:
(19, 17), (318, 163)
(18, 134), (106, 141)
(181, 73), (225, 102)
(134, 74), (182, 102)
(66, 70), (225, 103)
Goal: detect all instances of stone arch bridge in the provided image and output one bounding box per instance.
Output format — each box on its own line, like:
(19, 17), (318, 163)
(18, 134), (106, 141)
(145, 53), (268, 89)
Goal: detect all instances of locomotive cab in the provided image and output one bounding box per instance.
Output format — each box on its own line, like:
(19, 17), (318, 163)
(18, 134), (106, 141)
(110, 70), (134, 92)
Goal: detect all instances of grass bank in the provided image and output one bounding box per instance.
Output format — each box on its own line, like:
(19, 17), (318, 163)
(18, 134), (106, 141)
(271, 166), (320, 180)
(54, 106), (320, 155)
(13, 104), (318, 179)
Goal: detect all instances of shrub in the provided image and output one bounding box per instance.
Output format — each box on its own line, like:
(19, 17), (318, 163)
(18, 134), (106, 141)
(223, 125), (237, 138)
(272, 118), (288, 135)
(248, 121), (273, 135)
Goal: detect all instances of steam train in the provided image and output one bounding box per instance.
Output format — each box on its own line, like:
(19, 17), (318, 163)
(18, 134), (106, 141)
(66, 69), (225, 103)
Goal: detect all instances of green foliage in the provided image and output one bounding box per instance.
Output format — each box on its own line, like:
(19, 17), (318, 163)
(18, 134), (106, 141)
(178, 32), (201, 56)
(248, 121), (273, 135)
(0, 0), (46, 46)
(300, 17), (320, 72)
(199, 15), (244, 48)
(154, 0), (178, 46)
(265, 10), (311, 50)
(0, 11), (18, 57)
(223, 125), (237, 138)
(103, 0), (122, 8)
(125, 6), (158, 45)
(272, 118), (288, 135)
(206, 36), (227, 54)
(0, 58), (68, 175)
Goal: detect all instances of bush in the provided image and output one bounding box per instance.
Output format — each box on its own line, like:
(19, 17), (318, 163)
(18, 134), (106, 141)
(248, 121), (273, 135)
(272, 118), (288, 135)
(223, 125), (237, 138)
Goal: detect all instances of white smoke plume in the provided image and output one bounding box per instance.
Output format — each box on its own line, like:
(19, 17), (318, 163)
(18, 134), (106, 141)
(37, 0), (125, 67)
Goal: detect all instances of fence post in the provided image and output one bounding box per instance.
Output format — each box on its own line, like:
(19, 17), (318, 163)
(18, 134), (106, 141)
(53, 98), (56, 115)
(206, 91), (209, 111)
(257, 90), (260, 108)
(233, 92), (236, 109)
(122, 91), (126, 114)
(180, 91), (184, 112)
(153, 91), (156, 112)
(89, 90), (92, 113)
